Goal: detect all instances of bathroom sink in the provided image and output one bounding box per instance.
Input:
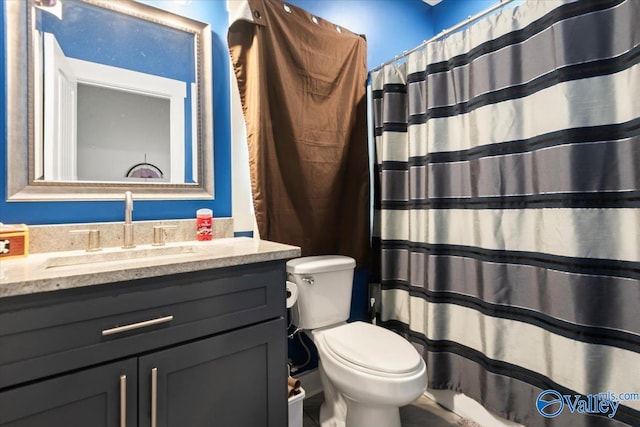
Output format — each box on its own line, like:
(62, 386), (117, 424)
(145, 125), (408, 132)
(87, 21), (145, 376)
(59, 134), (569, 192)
(45, 244), (199, 268)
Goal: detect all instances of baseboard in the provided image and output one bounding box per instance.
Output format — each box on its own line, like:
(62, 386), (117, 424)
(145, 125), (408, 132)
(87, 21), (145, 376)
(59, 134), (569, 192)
(424, 389), (524, 427)
(294, 368), (322, 398)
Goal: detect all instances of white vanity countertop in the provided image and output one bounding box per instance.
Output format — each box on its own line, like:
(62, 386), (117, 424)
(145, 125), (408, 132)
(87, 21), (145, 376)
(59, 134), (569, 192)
(0, 237), (300, 298)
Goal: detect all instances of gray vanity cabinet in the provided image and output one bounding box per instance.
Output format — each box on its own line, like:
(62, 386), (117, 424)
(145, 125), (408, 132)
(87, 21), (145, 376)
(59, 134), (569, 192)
(0, 358), (137, 427)
(138, 318), (285, 427)
(0, 261), (288, 427)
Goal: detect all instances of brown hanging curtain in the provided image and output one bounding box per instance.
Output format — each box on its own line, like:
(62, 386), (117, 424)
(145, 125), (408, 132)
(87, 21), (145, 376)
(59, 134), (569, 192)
(228, 0), (370, 266)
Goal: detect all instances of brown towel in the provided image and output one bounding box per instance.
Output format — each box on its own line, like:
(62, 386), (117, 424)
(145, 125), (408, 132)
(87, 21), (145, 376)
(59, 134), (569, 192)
(228, 0), (370, 267)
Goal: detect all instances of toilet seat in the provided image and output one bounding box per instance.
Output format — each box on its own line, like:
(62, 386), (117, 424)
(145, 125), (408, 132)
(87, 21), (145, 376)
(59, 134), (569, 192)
(320, 322), (422, 376)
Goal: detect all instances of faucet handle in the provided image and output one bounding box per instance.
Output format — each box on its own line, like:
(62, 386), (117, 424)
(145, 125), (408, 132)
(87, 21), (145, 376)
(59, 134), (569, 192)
(152, 225), (177, 246)
(70, 229), (101, 252)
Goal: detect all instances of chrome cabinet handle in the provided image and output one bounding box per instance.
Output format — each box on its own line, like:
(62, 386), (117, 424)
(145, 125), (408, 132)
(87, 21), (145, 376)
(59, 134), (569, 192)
(120, 375), (127, 427)
(151, 368), (158, 427)
(102, 315), (174, 336)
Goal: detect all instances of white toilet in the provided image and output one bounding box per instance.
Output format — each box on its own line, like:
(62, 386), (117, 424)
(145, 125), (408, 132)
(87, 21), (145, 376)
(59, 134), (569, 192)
(287, 255), (428, 427)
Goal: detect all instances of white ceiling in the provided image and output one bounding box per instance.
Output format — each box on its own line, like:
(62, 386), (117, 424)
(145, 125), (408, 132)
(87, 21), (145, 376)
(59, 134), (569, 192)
(422, 0), (443, 6)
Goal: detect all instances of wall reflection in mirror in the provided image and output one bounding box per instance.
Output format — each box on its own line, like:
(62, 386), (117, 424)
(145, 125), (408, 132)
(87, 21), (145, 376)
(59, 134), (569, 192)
(36, 0), (196, 184)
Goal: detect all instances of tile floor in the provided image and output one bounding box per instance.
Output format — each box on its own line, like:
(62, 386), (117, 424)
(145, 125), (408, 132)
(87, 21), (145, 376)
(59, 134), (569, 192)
(302, 392), (480, 427)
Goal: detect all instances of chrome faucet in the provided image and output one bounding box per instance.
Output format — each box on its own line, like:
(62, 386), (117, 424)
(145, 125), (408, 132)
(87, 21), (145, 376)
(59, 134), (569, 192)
(122, 191), (135, 248)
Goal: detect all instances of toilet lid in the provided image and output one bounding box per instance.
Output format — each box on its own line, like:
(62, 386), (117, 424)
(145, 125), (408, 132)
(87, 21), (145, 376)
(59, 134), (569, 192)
(323, 322), (422, 374)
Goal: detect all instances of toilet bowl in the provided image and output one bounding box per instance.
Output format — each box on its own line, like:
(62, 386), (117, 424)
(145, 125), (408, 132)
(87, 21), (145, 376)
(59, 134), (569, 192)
(287, 256), (428, 427)
(312, 322), (427, 427)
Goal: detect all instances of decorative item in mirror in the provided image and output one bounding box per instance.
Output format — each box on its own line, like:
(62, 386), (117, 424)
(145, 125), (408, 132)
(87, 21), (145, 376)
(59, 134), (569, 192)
(5, 0), (214, 200)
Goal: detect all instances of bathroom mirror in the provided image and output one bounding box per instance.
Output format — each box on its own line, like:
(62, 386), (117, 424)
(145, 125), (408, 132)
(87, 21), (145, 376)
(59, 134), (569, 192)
(5, 0), (214, 200)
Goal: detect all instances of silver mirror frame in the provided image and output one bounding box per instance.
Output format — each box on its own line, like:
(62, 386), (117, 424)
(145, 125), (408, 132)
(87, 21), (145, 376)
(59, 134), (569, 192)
(5, 0), (214, 201)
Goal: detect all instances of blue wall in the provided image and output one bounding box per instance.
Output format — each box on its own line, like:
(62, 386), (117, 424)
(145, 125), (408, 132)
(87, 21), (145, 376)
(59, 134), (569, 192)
(432, 0), (521, 34)
(0, 3), (5, 222)
(432, 0), (499, 32)
(288, 0), (434, 69)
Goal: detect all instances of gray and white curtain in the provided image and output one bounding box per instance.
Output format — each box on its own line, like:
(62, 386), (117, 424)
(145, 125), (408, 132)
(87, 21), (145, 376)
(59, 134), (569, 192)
(371, 0), (639, 426)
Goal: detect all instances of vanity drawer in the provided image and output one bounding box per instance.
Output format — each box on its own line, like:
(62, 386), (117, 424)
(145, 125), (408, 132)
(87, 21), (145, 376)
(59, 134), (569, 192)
(0, 261), (286, 389)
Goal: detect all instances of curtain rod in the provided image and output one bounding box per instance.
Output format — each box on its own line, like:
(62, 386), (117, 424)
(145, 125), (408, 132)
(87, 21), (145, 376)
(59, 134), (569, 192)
(370, 0), (516, 73)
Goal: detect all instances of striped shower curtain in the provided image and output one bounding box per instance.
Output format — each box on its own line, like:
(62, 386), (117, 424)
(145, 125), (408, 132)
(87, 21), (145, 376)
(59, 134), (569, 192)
(370, 0), (639, 426)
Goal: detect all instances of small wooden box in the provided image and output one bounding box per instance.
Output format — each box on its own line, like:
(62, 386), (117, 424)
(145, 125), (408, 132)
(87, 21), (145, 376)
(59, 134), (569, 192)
(0, 224), (29, 260)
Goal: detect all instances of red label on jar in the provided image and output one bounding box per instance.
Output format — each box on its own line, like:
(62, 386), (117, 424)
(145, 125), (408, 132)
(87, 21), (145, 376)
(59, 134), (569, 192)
(196, 217), (213, 241)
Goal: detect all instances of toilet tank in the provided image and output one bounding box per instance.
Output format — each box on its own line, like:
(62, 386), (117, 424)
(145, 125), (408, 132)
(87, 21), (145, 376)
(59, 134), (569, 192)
(287, 255), (356, 330)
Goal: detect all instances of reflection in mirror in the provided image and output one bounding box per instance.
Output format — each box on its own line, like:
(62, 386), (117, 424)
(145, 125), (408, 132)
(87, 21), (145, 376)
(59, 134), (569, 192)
(5, 0), (214, 200)
(76, 84), (172, 182)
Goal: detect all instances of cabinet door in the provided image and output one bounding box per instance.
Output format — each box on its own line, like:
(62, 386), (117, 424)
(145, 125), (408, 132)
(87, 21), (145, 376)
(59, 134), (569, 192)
(139, 318), (287, 427)
(0, 358), (137, 427)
